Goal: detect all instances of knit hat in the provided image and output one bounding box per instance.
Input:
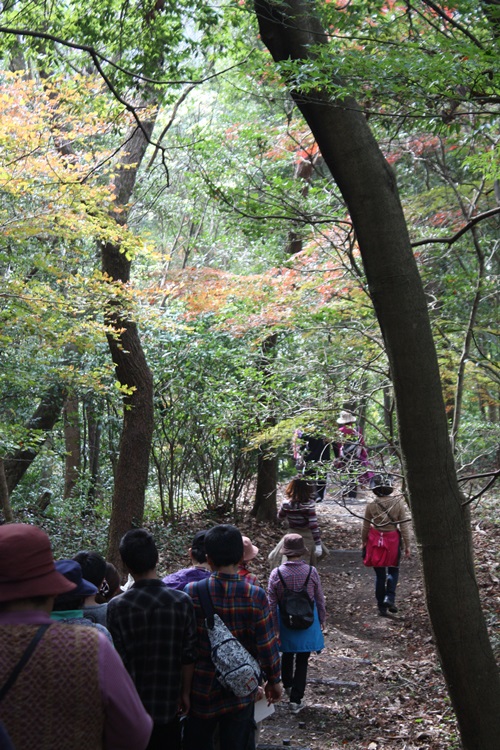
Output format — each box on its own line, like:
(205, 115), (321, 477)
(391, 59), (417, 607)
(242, 536), (259, 563)
(282, 533), (309, 558)
(0, 524), (76, 603)
(337, 410), (356, 424)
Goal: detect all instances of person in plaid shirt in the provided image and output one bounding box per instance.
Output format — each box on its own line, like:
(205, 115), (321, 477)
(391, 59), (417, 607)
(107, 529), (197, 750)
(184, 524), (282, 750)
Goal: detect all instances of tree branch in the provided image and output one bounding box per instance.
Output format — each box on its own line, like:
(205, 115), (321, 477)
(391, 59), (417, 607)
(460, 470), (499, 505)
(411, 207), (500, 247)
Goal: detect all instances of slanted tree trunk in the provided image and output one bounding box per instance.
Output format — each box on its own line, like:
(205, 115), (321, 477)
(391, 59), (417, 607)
(254, 2), (500, 747)
(103, 120), (156, 572)
(4, 383), (66, 494)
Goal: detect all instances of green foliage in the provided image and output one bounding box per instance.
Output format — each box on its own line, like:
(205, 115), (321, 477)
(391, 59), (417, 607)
(1, 0), (498, 525)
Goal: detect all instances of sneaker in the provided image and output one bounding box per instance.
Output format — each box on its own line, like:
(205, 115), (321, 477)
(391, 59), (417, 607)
(289, 701), (305, 714)
(378, 606), (388, 617)
(284, 687), (292, 698)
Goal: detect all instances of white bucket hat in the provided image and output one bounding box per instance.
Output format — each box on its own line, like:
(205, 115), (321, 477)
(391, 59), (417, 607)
(337, 410), (356, 424)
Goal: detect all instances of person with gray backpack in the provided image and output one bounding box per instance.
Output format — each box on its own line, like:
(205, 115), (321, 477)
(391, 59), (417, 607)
(183, 524), (282, 750)
(267, 534), (326, 714)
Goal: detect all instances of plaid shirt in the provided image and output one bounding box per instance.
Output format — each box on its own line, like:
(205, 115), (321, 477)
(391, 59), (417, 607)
(278, 501), (321, 544)
(107, 579), (197, 723)
(267, 560), (326, 634)
(184, 572), (281, 719)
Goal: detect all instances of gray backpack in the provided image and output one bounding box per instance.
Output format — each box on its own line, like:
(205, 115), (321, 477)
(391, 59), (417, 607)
(196, 578), (261, 697)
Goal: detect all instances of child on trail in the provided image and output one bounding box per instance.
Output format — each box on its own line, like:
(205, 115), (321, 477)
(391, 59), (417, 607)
(268, 477), (325, 570)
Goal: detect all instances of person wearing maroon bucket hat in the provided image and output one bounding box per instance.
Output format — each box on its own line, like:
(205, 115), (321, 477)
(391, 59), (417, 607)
(0, 523), (152, 750)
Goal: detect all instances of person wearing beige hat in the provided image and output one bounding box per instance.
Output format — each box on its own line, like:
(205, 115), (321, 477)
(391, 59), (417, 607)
(267, 534), (326, 714)
(0, 523), (152, 750)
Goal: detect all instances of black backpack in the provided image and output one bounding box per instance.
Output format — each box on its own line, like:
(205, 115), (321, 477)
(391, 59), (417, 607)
(277, 567), (314, 630)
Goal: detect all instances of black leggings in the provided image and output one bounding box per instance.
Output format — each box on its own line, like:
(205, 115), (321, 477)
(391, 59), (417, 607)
(281, 651), (310, 704)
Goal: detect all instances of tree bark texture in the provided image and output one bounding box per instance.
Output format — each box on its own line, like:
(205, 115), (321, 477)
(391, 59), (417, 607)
(253, 448), (278, 521)
(252, 333), (279, 520)
(102, 120), (156, 572)
(254, 2), (500, 747)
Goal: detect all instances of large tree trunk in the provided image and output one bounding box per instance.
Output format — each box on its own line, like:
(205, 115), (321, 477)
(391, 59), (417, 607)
(254, 2), (500, 747)
(252, 449), (277, 521)
(103, 120), (156, 571)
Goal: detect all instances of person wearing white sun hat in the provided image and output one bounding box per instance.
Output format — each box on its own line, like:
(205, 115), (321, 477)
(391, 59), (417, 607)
(335, 410), (373, 497)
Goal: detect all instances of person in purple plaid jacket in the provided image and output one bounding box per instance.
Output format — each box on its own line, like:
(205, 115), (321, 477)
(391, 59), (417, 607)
(267, 533), (326, 714)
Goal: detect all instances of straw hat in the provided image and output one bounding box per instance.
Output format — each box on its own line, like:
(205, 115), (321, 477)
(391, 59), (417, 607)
(0, 524), (76, 603)
(337, 410), (356, 424)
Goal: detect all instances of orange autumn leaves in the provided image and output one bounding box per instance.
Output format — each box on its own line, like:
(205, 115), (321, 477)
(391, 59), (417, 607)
(157, 241), (359, 336)
(0, 71), (139, 251)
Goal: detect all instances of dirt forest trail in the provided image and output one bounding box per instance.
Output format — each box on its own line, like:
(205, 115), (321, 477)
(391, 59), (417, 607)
(252, 489), (460, 750)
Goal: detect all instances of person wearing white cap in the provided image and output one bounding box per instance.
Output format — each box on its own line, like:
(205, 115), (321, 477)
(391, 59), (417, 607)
(336, 410), (372, 497)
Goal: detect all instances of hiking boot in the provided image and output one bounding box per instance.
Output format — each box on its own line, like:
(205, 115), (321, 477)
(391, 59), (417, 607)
(289, 701), (305, 714)
(378, 606), (388, 617)
(384, 597), (398, 613)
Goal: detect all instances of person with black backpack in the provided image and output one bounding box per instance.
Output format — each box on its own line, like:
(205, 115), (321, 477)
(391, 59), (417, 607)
(267, 534), (326, 714)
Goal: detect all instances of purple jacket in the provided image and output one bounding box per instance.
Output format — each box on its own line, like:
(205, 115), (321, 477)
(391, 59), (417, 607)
(162, 567), (210, 591)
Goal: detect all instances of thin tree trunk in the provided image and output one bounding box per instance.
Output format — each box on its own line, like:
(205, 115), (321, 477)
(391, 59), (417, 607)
(254, 2), (500, 746)
(0, 459), (13, 523)
(86, 401), (101, 504)
(451, 228), (486, 451)
(252, 333), (278, 520)
(63, 394), (80, 499)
